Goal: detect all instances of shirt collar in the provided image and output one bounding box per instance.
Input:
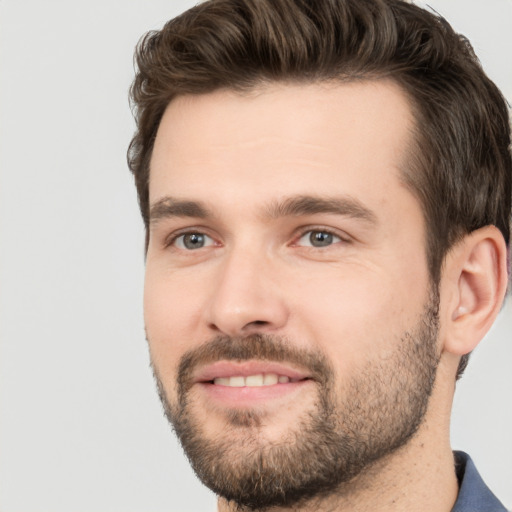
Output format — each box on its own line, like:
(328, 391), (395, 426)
(451, 451), (507, 512)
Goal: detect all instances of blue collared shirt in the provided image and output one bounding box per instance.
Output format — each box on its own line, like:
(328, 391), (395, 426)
(452, 452), (508, 512)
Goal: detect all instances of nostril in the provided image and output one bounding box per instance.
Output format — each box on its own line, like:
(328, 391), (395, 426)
(244, 320), (270, 330)
(240, 319), (271, 333)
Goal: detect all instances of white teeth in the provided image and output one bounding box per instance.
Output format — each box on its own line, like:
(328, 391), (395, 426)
(213, 373), (291, 387)
(213, 377), (230, 386)
(229, 376), (245, 387)
(263, 373), (278, 385)
(246, 374), (264, 386)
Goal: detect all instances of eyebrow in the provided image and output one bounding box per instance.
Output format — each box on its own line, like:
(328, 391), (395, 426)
(149, 194), (377, 225)
(264, 195), (378, 224)
(149, 197), (212, 224)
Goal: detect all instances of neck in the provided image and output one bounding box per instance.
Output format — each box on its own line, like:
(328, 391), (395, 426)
(218, 441), (458, 512)
(218, 361), (459, 512)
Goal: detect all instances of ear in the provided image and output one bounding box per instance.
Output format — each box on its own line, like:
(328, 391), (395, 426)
(441, 226), (509, 357)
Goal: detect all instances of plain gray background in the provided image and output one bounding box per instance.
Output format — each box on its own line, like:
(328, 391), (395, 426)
(0, 1), (511, 511)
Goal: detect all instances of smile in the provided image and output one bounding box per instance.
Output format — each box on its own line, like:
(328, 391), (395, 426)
(194, 360), (311, 385)
(192, 360), (313, 406)
(212, 374), (302, 387)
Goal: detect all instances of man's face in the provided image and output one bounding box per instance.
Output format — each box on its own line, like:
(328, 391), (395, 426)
(145, 81), (440, 508)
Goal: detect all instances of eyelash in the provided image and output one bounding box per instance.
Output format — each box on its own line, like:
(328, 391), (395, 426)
(163, 226), (351, 251)
(293, 226), (351, 246)
(163, 229), (214, 249)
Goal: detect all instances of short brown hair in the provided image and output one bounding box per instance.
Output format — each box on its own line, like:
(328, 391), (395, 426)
(128, 0), (512, 377)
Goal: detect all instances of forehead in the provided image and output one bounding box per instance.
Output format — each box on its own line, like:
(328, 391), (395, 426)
(149, 80), (416, 211)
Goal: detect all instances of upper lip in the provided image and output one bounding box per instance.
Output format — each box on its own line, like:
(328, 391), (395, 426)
(193, 360), (311, 383)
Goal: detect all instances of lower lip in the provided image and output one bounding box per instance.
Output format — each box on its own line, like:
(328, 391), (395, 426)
(197, 380), (313, 407)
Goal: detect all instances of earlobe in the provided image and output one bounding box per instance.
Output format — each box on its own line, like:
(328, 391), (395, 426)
(443, 226), (509, 357)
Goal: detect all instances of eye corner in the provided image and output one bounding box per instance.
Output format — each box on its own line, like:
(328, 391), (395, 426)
(173, 232), (217, 250)
(293, 228), (346, 249)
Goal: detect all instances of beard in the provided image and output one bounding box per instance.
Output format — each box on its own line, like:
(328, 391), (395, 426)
(151, 291), (440, 511)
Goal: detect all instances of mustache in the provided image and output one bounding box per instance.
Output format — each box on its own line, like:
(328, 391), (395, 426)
(176, 333), (334, 398)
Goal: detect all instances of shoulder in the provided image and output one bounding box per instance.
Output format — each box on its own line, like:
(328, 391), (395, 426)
(451, 451), (508, 512)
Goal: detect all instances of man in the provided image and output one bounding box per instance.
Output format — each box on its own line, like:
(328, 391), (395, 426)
(127, 0), (511, 510)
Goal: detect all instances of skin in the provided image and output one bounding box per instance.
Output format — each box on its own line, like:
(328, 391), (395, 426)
(144, 81), (508, 512)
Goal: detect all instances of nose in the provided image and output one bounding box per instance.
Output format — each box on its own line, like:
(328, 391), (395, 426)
(204, 245), (289, 337)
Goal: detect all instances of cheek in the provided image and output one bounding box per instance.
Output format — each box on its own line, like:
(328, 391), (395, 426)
(291, 263), (429, 374)
(143, 265), (206, 383)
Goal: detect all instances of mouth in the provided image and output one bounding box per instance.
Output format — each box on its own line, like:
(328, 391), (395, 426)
(210, 373), (304, 387)
(192, 360), (313, 406)
(194, 360), (311, 385)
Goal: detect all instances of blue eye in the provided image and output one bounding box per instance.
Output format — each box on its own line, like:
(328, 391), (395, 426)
(297, 230), (341, 248)
(174, 233), (215, 250)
